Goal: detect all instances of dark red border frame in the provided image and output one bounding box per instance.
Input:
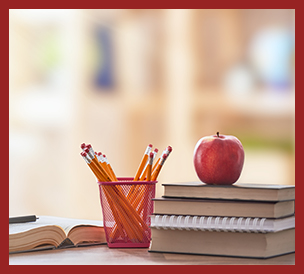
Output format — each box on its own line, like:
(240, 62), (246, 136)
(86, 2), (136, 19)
(6, 5), (298, 273)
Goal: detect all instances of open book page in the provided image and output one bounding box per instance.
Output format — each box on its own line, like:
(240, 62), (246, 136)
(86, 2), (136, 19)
(37, 216), (104, 234)
(48, 216), (105, 245)
(9, 216), (62, 235)
(9, 216), (103, 235)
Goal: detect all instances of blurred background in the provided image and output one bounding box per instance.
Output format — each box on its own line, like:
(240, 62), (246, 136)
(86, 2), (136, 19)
(9, 9), (295, 220)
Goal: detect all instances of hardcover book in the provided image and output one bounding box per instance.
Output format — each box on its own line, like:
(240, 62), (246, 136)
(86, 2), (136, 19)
(153, 197), (295, 218)
(162, 182), (295, 201)
(149, 227), (295, 258)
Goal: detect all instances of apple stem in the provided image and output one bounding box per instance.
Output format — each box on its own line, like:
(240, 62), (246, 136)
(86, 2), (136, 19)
(217, 132), (219, 137)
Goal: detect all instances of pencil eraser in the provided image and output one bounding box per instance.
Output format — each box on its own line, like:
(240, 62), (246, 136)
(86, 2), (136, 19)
(103, 154), (106, 158)
(167, 146), (172, 152)
(154, 148), (159, 153)
(148, 144), (153, 147)
(80, 143), (86, 149)
(149, 152), (154, 157)
(84, 148), (89, 153)
(163, 154), (168, 159)
(97, 152), (102, 156)
(80, 152), (87, 156)
(86, 144), (92, 149)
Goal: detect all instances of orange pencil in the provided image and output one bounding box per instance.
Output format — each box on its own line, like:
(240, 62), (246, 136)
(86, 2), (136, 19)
(151, 153), (168, 181)
(81, 151), (106, 181)
(133, 144), (152, 181)
(96, 152), (114, 180)
(103, 154), (118, 182)
(152, 146), (172, 174)
(84, 146), (112, 182)
(82, 144), (104, 172)
(96, 153), (109, 173)
(139, 148), (158, 181)
(146, 152), (154, 181)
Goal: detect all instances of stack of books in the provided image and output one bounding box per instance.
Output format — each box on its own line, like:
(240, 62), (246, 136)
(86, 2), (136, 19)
(149, 182), (295, 259)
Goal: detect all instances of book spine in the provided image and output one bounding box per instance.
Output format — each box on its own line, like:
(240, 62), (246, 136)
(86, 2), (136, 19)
(151, 215), (268, 233)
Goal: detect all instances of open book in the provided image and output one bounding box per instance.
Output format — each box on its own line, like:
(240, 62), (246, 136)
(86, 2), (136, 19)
(9, 216), (106, 254)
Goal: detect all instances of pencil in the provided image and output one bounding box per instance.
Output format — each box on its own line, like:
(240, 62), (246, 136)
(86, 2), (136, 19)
(152, 146), (172, 174)
(84, 147), (112, 182)
(146, 152), (154, 181)
(81, 144), (110, 180)
(9, 215), (38, 224)
(133, 144), (152, 181)
(81, 151), (106, 181)
(130, 151), (154, 215)
(139, 148), (158, 181)
(151, 153), (168, 181)
(96, 152), (114, 181)
(103, 154), (118, 182)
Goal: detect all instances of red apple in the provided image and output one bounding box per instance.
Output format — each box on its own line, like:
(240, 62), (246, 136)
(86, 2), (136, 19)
(193, 132), (244, 185)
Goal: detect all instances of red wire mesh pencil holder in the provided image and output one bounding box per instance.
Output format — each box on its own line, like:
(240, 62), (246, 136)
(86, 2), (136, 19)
(98, 177), (157, 248)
